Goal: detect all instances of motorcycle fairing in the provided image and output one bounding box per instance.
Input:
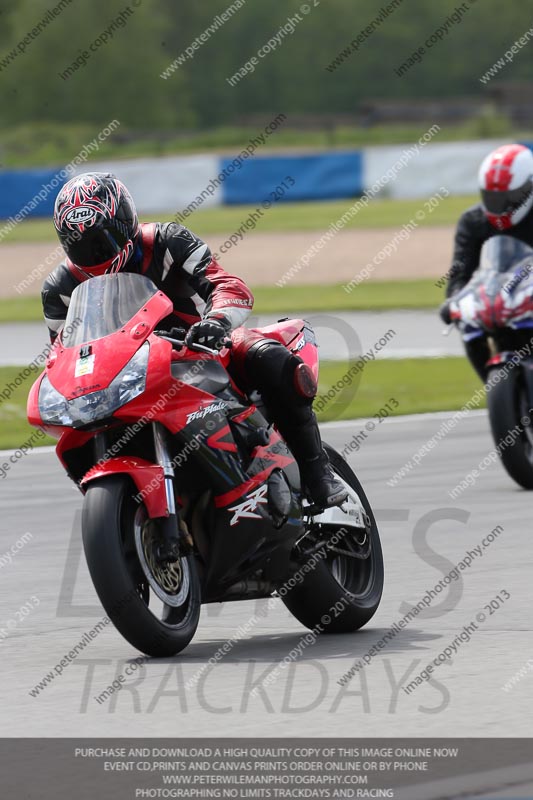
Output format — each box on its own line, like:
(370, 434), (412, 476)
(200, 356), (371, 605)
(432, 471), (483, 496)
(47, 290), (173, 400)
(80, 456), (169, 518)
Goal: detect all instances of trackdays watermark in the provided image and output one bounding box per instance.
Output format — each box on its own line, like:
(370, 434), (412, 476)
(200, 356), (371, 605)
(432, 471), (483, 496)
(0, 532), (33, 569)
(74, 654), (450, 715)
(403, 589), (510, 695)
(251, 597), (350, 696)
(0, 596), (40, 642)
(29, 585), (151, 698)
(184, 527), (351, 693)
(92, 528), (353, 707)
(337, 522), (504, 686)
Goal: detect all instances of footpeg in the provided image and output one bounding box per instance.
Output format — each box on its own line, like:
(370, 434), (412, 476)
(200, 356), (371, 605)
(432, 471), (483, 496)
(303, 502), (324, 517)
(303, 493), (348, 517)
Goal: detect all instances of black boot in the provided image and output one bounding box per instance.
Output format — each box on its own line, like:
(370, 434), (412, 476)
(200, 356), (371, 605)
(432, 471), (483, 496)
(237, 337), (348, 508)
(280, 416), (348, 509)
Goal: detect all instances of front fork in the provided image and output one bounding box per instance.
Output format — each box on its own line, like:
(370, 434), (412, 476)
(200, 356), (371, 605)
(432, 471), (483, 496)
(152, 422), (186, 562)
(153, 422), (177, 519)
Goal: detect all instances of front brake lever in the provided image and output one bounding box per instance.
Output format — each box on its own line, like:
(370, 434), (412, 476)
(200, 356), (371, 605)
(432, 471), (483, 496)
(156, 330), (232, 356)
(185, 336), (233, 356)
(155, 333), (185, 350)
(186, 342), (224, 356)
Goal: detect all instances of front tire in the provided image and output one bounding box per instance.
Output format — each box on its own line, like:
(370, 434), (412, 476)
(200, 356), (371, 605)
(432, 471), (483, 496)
(281, 445), (383, 633)
(82, 476), (201, 656)
(487, 365), (533, 489)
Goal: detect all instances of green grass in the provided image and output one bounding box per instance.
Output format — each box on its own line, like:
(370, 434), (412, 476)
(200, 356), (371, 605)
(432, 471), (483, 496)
(0, 357), (481, 450)
(252, 280), (442, 312)
(0, 296), (45, 323)
(0, 366), (55, 450)
(0, 279), (442, 324)
(0, 116), (518, 168)
(316, 357), (482, 423)
(1, 194), (475, 245)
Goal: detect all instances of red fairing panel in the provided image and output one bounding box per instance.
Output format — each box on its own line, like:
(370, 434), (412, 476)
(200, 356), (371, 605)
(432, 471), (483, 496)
(230, 318), (319, 382)
(47, 291), (173, 400)
(81, 457), (169, 518)
(214, 433), (295, 508)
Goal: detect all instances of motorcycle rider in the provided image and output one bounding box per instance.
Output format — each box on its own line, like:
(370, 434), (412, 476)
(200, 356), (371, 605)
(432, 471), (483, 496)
(43, 172), (347, 509)
(441, 143), (533, 380)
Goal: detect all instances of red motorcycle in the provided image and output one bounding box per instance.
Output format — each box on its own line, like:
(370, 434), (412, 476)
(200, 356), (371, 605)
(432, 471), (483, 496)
(27, 273), (383, 656)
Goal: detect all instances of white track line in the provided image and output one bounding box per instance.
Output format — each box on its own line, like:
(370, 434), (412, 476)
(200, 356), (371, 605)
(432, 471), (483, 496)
(322, 408), (486, 430)
(0, 445), (56, 457)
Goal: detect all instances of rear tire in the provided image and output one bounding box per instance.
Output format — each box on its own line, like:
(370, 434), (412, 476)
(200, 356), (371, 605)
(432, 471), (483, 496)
(487, 365), (533, 489)
(82, 476), (201, 656)
(281, 445), (383, 633)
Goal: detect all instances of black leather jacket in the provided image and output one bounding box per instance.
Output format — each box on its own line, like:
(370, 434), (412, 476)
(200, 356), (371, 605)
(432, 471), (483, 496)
(446, 202), (533, 297)
(42, 222), (253, 340)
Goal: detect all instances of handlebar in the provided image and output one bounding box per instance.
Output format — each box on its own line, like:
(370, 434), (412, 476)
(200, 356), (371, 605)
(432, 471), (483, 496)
(154, 329), (232, 356)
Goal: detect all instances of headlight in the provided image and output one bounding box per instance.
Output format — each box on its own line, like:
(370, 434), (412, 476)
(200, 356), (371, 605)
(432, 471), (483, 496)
(39, 343), (149, 427)
(37, 379), (73, 426)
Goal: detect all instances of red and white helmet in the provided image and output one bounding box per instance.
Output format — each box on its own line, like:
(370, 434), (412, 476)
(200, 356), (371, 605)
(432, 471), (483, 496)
(479, 144), (533, 230)
(54, 173), (139, 277)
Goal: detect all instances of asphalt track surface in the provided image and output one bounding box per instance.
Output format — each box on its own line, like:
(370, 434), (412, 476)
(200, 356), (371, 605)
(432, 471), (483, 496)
(1, 410), (532, 764)
(0, 311), (463, 366)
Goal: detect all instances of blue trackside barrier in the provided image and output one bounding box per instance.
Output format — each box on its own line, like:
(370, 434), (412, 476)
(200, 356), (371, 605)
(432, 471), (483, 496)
(221, 151), (364, 205)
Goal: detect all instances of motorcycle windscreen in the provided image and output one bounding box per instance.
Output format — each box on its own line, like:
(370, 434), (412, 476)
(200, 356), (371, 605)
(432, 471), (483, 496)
(479, 235), (533, 275)
(62, 273), (159, 347)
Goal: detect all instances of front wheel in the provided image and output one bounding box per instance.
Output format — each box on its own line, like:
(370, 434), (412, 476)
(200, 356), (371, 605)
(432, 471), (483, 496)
(82, 476), (201, 656)
(486, 365), (533, 489)
(281, 444), (383, 633)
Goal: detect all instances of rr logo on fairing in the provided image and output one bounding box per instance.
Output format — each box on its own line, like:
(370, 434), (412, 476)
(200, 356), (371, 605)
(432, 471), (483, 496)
(228, 485), (268, 526)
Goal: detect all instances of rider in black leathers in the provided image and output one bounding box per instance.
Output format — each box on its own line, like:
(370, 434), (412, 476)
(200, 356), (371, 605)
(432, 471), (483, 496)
(43, 172), (348, 509)
(441, 143), (533, 381)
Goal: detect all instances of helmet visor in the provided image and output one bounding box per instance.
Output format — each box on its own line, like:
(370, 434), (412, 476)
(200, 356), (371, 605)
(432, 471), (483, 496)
(63, 225), (128, 268)
(481, 179), (533, 216)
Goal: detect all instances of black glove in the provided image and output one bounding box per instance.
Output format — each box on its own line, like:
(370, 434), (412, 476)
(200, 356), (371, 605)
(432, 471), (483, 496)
(185, 316), (230, 350)
(439, 299), (452, 325)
